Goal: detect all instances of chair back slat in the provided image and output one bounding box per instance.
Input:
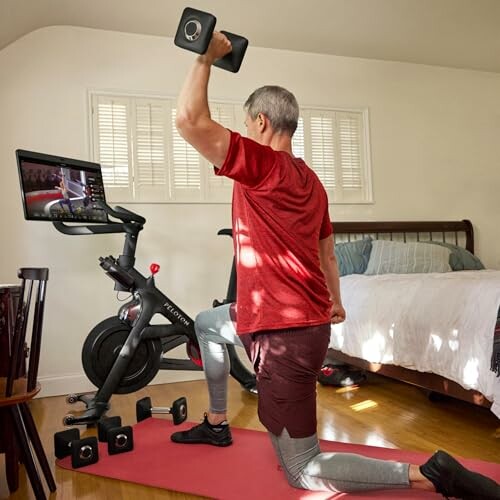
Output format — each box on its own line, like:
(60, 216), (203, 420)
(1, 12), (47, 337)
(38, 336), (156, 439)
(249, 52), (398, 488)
(5, 268), (49, 397)
(27, 280), (47, 391)
(6, 281), (27, 397)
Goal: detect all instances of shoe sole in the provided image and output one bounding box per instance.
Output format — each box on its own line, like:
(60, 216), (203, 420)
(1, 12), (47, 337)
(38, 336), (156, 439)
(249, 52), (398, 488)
(170, 437), (232, 447)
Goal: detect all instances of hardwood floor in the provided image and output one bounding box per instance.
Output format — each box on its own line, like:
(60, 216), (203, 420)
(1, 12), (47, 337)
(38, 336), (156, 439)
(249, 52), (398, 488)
(1, 373), (499, 499)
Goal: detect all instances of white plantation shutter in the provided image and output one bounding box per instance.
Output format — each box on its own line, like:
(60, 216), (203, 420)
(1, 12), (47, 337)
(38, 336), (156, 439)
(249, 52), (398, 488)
(337, 111), (365, 202)
(170, 108), (202, 201)
(91, 93), (372, 204)
(292, 108), (371, 203)
(92, 95), (132, 200)
(133, 99), (169, 201)
(310, 111), (336, 190)
(205, 103), (234, 201)
(291, 117), (305, 159)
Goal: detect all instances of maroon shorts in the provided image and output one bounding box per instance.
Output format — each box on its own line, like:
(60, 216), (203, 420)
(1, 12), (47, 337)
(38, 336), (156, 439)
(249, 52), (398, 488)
(239, 323), (331, 438)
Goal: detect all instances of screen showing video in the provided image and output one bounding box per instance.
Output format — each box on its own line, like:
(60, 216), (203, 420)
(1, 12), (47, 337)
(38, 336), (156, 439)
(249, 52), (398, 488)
(17, 150), (109, 223)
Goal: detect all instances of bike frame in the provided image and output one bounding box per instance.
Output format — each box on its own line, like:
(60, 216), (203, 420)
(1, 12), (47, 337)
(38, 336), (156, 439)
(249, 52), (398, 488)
(54, 202), (252, 425)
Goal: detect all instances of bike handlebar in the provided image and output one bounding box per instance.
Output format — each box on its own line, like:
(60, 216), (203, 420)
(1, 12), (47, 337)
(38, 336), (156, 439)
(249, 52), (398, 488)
(52, 201), (145, 236)
(103, 204), (146, 225)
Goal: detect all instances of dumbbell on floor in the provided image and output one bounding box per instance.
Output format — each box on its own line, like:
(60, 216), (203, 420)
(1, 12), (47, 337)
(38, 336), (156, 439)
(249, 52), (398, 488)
(54, 429), (99, 468)
(136, 396), (188, 425)
(97, 416), (134, 455)
(174, 7), (248, 73)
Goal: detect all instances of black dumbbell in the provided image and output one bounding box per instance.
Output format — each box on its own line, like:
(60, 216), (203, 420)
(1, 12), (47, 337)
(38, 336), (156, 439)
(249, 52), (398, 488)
(54, 429), (99, 468)
(136, 396), (188, 425)
(174, 7), (248, 73)
(97, 416), (134, 455)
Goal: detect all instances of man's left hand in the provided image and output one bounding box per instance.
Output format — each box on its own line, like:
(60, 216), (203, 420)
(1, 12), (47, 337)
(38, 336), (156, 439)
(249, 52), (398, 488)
(330, 303), (346, 324)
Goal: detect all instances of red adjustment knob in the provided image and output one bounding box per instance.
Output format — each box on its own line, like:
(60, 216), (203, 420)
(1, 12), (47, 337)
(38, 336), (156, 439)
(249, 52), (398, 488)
(150, 263), (160, 275)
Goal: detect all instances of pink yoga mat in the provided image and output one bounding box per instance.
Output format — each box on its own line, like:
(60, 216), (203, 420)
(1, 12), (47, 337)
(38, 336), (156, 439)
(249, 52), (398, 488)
(57, 418), (500, 499)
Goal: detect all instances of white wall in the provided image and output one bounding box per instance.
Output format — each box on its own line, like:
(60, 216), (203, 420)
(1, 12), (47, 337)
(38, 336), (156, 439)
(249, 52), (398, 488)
(1, 26), (499, 396)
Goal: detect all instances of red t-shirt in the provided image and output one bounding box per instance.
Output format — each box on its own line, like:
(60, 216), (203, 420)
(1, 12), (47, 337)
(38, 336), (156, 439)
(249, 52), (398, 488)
(215, 131), (333, 334)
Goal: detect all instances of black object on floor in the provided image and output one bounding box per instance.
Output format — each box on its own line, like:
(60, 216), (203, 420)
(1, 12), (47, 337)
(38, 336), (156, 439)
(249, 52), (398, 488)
(318, 364), (367, 387)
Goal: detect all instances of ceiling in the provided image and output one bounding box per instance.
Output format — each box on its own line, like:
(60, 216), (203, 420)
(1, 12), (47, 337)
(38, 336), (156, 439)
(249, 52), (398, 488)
(2, 0), (500, 73)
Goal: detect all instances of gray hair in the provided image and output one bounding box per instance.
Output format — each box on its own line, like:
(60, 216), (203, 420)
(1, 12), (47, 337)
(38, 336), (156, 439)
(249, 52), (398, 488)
(244, 86), (299, 137)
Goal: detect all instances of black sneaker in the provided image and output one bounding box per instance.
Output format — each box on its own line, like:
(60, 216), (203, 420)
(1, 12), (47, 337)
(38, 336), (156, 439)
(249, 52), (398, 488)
(420, 450), (500, 499)
(170, 414), (232, 447)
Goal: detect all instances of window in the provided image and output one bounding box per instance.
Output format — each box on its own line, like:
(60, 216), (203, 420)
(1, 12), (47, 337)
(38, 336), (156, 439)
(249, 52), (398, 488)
(90, 93), (372, 204)
(291, 109), (372, 203)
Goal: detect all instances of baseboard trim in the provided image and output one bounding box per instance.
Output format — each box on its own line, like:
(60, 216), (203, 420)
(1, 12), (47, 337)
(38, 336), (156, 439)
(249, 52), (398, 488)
(37, 370), (205, 398)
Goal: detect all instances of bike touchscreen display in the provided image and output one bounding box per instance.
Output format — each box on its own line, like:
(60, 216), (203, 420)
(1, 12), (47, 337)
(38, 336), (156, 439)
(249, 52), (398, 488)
(16, 150), (109, 223)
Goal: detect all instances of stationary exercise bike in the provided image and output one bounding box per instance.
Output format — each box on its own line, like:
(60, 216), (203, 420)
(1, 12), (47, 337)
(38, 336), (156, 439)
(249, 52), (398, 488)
(54, 202), (256, 426)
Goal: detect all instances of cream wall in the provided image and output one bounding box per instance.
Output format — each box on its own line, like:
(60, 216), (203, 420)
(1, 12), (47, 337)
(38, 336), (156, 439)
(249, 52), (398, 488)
(1, 26), (499, 396)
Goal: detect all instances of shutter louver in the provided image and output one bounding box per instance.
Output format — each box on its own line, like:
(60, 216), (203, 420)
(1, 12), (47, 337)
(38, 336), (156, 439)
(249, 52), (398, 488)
(171, 109), (201, 190)
(207, 104), (234, 192)
(292, 117), (305, 159)
(135, 102), (167, 187)
(338, 112), (362, 190)
(310, 114), (336, 189)
(96, 99), (130, 188)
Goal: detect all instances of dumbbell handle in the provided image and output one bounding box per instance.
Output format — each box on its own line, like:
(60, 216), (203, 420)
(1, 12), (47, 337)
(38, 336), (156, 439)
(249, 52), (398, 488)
(150, 406), (173, 414)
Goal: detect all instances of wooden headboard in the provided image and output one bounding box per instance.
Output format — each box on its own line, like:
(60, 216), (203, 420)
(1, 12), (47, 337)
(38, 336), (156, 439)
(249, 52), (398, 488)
(332, 220), (474, 254)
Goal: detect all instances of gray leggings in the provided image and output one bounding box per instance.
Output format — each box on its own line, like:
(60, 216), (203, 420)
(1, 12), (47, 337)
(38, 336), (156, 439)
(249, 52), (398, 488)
(195, 305), (410, 493)
(194, 304), (244, 415)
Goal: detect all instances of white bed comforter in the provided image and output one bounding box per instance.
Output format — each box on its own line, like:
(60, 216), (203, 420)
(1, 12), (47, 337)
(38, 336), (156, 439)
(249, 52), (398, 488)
(330, 270), (500, 417)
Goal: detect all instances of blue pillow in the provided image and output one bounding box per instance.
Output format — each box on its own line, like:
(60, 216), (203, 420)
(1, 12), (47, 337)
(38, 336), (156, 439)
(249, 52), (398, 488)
(364, 240), (451, 275)
(428, 242), (485, 271)
(334, 238), (372, 276)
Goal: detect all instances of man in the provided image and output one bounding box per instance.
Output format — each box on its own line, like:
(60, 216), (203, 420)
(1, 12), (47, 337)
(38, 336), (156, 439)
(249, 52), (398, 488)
(55, 172), (75, 215)
(171, 32), (500, 498)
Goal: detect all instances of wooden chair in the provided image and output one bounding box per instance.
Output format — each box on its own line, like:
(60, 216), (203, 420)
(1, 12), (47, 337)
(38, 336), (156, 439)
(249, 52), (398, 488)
(0, 268), (56, 499)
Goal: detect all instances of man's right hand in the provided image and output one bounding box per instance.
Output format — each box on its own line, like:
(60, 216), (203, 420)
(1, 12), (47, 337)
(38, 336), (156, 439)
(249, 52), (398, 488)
(199, 31), (232, 65)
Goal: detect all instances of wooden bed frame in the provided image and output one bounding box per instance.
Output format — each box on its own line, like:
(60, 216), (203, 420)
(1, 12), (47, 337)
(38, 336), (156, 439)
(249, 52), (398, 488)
(330, 219), (492, 409)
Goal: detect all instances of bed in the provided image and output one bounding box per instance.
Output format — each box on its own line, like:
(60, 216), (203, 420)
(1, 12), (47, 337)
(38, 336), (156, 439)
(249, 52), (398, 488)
(329, 220), (500, 418)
